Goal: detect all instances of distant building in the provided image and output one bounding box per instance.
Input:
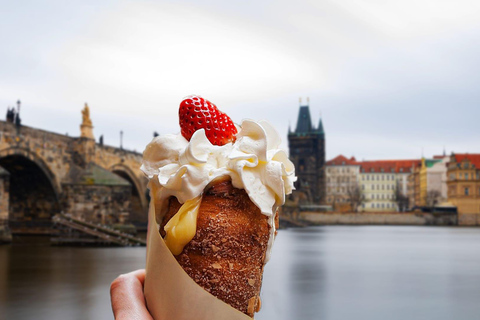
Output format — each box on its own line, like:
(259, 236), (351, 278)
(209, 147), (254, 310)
(409, 156), (449, 208)
(325, 155), (360, 211)
(428, 156), (449, 202)
(325, 156), (420, 212)
(358, 160), (418, 212)
(447, 153), (480, 223)
(288, 101), (325, 204)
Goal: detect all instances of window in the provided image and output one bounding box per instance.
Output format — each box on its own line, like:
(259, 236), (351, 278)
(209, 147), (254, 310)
(367, 175), (370, 181)
(371, 203), (374, 208)
(387, 175), (390, 180)
(382, 185), (385, 190)
(465, 188), (469, 196)
(465, 173), (468, 180)
(382, 175), (385, 180)
(377, 176), (380, 181)
(459, 173), (462, 179)
(362, 185), (365, 190)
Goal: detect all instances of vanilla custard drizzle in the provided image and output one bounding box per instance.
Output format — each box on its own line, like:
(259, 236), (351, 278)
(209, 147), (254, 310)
(163, 196), (202, 255)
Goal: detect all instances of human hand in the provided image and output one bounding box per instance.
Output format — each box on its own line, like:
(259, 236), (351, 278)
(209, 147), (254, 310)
(110, 269), (154, 320)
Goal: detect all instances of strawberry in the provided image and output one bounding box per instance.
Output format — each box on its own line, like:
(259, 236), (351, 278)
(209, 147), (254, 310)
(179, 95), (237, 146)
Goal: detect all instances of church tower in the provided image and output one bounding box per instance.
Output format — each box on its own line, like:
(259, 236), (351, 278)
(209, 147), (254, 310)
(288, 99), (326, 204)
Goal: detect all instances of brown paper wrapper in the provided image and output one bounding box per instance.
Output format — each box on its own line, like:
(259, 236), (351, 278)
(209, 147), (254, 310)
(144, 200), (253, 320)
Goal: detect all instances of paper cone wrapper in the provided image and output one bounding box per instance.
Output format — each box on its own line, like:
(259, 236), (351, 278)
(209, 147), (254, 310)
(144, 200), (254, 320)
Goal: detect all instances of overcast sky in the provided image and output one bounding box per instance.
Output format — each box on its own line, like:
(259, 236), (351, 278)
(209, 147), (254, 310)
(1, 0), (479, 161)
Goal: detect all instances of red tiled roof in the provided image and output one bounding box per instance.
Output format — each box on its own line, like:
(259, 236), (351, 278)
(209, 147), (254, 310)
(454, 154), (480, 169)
(358, 159), (421, 173)
(326, 155), (359, 166)
(326, 156), (426, 173)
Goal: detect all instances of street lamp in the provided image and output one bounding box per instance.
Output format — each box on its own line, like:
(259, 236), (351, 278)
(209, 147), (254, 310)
(120, 130), (123, 150)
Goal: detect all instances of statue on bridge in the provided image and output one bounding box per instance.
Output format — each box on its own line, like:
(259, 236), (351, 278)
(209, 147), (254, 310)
(82, 103), (93, 126)
(6, 107), (15, 123)
(80, 103), (94, 140)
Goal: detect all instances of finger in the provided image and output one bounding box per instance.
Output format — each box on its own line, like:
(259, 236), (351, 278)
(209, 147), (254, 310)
(110, 269), (153, 320)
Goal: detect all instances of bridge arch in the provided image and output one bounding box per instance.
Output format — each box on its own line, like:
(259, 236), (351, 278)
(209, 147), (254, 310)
(0, 147), (61, 227)
(110, 163), (148, 225)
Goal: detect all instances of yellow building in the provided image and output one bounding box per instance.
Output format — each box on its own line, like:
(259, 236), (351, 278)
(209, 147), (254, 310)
(419, 158), (427, 206)
(447, 153), (480, 224)
(409, 156), (449, 208)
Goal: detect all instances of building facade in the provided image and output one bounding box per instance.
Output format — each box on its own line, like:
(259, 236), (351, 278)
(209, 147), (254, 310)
(325, 155), (360, 211)
(447, 153), (480, 220)
(288, 103), (326, 204)
(408, 156), (449, 208)
(324, 156), (419, 212)
(358, 160), (416, 212)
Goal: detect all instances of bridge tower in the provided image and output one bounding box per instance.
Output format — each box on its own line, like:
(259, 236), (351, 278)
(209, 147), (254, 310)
(288, 98), (326, 204)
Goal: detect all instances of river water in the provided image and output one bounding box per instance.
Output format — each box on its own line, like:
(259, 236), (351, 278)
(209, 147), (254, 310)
(1, 226), (480, 320)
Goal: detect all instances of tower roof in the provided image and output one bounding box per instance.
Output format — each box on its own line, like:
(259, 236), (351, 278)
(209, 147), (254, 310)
(295, 106), (313, 133)
(317, 117), (324, 134)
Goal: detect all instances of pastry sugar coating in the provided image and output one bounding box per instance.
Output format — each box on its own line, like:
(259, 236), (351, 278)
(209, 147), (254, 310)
(160, 180), (269, 317)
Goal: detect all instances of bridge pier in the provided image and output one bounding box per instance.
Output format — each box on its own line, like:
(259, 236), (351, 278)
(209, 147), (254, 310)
(0, 166), (12, 243)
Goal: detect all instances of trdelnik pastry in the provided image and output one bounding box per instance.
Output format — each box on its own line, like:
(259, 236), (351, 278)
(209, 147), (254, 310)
(142, 95), (296, 318)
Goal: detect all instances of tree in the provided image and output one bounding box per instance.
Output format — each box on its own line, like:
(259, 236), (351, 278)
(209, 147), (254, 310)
(347, 185), (364, 212)
(395, 180), (409, 212)
(426, 190), (442, 208)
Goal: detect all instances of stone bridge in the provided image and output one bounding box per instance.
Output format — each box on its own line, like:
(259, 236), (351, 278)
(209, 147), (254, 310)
(0, 105), (149, 237)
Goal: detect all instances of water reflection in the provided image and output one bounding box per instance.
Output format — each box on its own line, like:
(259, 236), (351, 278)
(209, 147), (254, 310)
(2, 227), (480, 320)
(0, 239), (145, 320)
(289, 228), (326, 319)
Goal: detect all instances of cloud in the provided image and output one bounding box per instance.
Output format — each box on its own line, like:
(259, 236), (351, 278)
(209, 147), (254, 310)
(1, 0), (479, 159)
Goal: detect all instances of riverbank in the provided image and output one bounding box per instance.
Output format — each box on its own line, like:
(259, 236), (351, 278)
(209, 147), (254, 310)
(299, 211), (458, 226)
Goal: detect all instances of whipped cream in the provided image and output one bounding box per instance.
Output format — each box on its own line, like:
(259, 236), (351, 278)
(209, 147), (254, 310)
(141, 119), (296, 263)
